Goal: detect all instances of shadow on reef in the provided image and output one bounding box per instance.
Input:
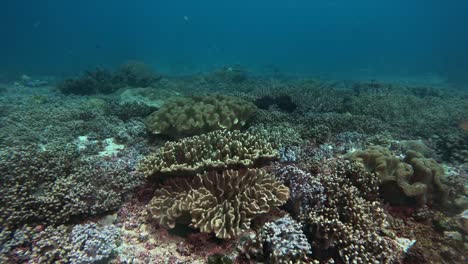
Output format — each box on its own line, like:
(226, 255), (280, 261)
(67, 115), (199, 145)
(254, 94), (297, 113)
(57, 61), (161, 95)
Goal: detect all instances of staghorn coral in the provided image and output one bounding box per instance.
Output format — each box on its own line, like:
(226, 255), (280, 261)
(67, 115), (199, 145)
(144, 95), (257, 137)
(348, 146), (448, 205)
(139, 130), (278, 178)
(147, 168), (289, 239)
(240, 216), (315, 264)
(305, 159), (399, 263)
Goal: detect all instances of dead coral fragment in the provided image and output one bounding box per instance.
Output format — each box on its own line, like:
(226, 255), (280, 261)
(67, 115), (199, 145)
(139, 130), (278, 178)
(148, 169), (289, 239)
(144, 95), (257, 137)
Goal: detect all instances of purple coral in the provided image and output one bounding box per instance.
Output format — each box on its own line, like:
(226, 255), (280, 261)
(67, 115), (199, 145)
(69, 223), (120, 264)
(274, 165), (326, 217)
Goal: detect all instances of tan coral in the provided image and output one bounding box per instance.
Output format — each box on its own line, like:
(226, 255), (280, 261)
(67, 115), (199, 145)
(147, 168), (289, 239)
(348, 146), (447, 205)
(144, 95), (257, 137)
(138, 130), (279, 178)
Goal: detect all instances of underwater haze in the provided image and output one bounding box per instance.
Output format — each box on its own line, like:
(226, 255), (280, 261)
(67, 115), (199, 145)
(2, 0), (468, 83)
(1, 1), (468, 263)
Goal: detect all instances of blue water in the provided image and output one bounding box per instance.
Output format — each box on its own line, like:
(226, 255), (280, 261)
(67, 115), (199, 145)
(1, 0), (468, 82)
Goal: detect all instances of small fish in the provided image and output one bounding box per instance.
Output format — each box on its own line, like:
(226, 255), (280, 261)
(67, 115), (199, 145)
(33, 21), (41, 28)
(183, 16), (189, 21)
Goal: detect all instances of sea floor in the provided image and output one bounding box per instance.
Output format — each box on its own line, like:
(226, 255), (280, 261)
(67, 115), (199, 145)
(0, 70), (467, 263)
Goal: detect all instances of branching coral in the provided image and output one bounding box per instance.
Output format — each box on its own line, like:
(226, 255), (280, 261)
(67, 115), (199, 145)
(305, 160), (398, 263)
(348, 146), (447, 205)
(0, 145), (143, 227)
(240, 216), (314, 264)
(138, 130), (278, 178)
(148, 168), (289, 239)
(144, 95), (257, 137)
(274, 165), (326, 218)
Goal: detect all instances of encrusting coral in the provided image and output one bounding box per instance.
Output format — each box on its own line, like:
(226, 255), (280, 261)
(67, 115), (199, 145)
(144, 95), (257, 137)
(348, 145), (448, 205)
(147, 168), (289, 239)
(138, 130), (279, 178)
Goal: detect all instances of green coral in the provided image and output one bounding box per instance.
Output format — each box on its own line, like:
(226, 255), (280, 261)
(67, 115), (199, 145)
(348, 146), (447, 205)
(148, 168), (289, 239)
(144, 95), (257, 137)
(138, 130), (278, 178)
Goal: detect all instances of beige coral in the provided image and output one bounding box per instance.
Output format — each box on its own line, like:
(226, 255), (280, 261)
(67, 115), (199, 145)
(144, 95), (257, 137)
(348, 146), (447, 205)
(148, 168), (289, 239)
(138, 130), (278, 178)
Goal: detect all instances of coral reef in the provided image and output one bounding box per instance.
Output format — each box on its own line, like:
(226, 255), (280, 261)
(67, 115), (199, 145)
(68, 223), (120, 263)
(114, 61), (161, 87)
(240, 216), (314, 263)
(58, 68), (120, 95)
(254, 95), (297, 113)
(304, 159), (398, 263)
(348, 146), (448, 205)
(0, 222), (120, 263)
(274, 165), (326, 217)
(148, 168), (289, 239)
(139, 130), (278, 178)
(248, 123), (304, 149)
(144, 95), (257, 137)
(0, 145), (144, 227)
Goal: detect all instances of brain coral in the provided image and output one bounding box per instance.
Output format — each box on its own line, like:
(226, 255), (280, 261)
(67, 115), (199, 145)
(144, 95), (257, 137)
(348, 146), (447, 205)
(148, 168), (289, 239)
(138, 130), (278, 178)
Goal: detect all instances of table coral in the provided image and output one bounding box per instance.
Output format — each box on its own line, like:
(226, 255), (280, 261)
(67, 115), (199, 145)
(138, 130), (278, 178)
(148, 168), (289, 239)
(144, 95), (257, 137)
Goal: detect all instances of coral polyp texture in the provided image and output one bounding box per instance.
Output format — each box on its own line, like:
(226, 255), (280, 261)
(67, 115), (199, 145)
(138, 130), (279, 178)
(274, 165), (326, 218)
(348, 146), (448, 205)
(148, 168), (290, 239)
(144, 95), (257, 137)
(241, 216), (314, 263)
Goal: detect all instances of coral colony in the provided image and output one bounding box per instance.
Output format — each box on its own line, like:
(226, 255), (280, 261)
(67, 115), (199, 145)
(0, 64), (467, 263)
